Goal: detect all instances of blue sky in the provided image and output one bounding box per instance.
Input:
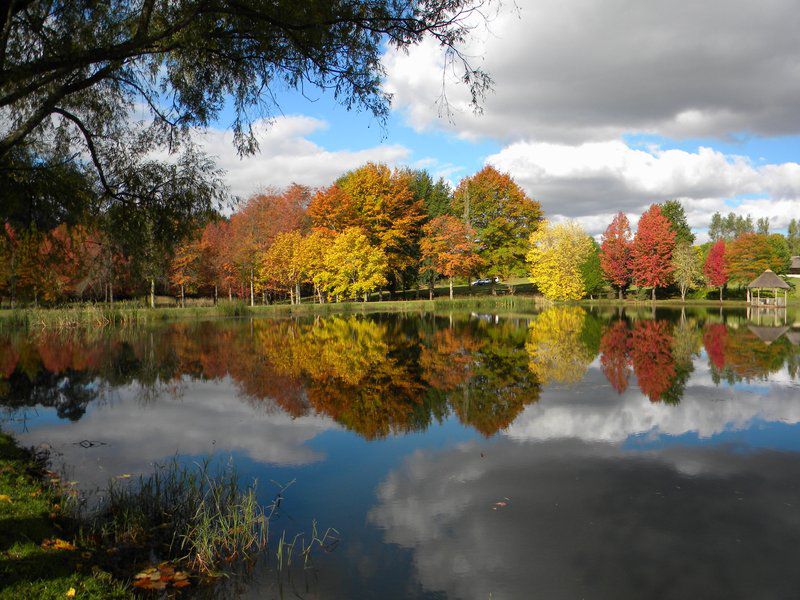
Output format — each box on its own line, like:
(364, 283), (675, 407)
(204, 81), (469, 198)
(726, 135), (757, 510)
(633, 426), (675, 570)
(200, 0), (800, 239)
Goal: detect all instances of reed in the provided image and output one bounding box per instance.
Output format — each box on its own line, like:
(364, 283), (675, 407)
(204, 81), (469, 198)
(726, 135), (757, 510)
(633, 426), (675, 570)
(81, 459), (300, 575)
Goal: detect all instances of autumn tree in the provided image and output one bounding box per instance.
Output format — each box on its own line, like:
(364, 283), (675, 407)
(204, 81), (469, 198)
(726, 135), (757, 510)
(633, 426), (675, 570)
(259, 230), (305, 304)
(726, 233), (786, 283)
(170, 234), (203, 307)
(671, 242), (703, 302)
(229, 186), (308, 305)
(298, 230), (335, 303)
(309, 164), (425, 294)
(420, 216), (483, 299)
(600, 212), (633, 300)
(527, 221), (593, 300)
(316, 228), (388, 301)
(703, 240), (728, 301)
(452, 166), (542, 292)
(630, 205), (676, 301)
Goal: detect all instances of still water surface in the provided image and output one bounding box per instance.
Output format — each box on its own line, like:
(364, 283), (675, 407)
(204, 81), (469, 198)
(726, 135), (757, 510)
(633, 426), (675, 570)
(2, 307), (800, 599)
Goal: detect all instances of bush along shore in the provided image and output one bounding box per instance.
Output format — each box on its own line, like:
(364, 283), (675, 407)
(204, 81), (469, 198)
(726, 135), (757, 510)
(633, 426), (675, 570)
(0, 432), (336, 598)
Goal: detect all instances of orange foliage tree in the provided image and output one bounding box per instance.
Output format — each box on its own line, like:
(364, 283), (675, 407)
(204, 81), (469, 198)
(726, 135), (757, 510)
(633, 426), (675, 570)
(308, 163), (425, 293)
(420, 215), (483, 299)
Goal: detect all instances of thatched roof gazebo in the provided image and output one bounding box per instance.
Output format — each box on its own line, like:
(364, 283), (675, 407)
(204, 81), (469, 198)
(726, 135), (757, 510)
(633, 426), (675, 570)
(747, 269), (790, 307)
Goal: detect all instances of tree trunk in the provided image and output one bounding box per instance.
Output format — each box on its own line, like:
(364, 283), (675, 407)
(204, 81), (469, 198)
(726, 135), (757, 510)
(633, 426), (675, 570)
(262, 290), (266, 305)
(720, 287), (724, 302)
(681, 287), (686, 302)
(249, 269), (254, 307)
(651, 287), (656, 302)
(289, 288), (294, 305)
(214, 285), (218, 305)
(618, 287), (623, 301)
(180, 284), (185, 308)
(363, 292), (368, 302)
(296, 283), (301, 305)
(429, 275), (434, 300)
(449, 277), (454, 300)
(150, 278), (155, 308)
(228, 286), (232, 301)
(109, 282), (113, 305)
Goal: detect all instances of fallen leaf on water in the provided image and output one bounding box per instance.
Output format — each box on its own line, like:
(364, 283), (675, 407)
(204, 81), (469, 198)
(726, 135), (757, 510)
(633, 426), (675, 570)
(494, 501), (508, 507)
(0, 494), (11, 503)
(66, 587), (76, 598)
(116, 474), (132, 479)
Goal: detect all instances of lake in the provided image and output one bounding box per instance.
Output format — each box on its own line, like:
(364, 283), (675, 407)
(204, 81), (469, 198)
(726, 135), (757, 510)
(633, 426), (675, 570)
(2, 306), (800, 599)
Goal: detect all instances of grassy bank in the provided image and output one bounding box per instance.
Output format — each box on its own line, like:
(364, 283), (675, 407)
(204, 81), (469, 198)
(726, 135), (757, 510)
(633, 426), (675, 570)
(1, 281), (797, 329)
(0, 432), (129, 599)
(0, 295), (549, 329)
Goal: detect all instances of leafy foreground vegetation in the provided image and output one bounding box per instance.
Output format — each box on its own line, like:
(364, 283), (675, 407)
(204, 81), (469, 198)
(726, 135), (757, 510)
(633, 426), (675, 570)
(0, 432), (335, 597)
(0, 432), (129, 599)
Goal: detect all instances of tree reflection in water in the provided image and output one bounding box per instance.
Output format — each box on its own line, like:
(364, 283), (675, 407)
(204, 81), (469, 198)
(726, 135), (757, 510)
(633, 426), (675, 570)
(1, 308), (798, 435)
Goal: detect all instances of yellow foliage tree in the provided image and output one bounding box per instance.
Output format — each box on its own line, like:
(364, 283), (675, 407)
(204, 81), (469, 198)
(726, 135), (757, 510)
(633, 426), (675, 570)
(316, 227), (388, 301)
(526, 220), (593, 300)
(258, 230), (305, 304)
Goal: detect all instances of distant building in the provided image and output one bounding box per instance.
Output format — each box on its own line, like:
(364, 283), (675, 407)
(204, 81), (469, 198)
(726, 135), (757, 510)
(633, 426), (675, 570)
(789, 256), (800, 278)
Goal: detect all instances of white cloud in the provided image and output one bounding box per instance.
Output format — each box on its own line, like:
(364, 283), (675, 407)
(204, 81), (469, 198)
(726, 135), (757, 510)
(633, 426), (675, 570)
(505, 363), (800, 445)
(484, 139), (800, 234)
(192, 116), (410, 200)
(16, 377), (337, 492)
(384, 0), (800, 143)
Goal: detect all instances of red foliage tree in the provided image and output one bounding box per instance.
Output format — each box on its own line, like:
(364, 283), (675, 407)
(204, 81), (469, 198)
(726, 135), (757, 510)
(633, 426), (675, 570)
(630, 205), (676, 300)
(600, 212), (633, 300)
(703, 240), (728, 301)
(599, 320), (632, 393)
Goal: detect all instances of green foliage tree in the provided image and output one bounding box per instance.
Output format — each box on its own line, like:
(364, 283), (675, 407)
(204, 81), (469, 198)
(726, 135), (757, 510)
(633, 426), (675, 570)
(452, 166), (542, 292)
(659, 200), (694, 245)
(579, 238), (606, 299)
(708, 211), (755, 241)
(788, 218), (800, 255)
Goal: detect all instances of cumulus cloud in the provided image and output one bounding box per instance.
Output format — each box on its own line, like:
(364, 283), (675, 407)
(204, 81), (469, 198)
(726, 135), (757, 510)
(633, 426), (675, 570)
(190, 116), (410, 200)
(505, 360), (800, 445)
(384, 0), (800, 143)
(484, 140), (800, 235)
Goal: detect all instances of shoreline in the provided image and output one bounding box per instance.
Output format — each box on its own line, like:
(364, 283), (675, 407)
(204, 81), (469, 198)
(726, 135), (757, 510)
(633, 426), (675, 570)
(0, 295), (797, 329)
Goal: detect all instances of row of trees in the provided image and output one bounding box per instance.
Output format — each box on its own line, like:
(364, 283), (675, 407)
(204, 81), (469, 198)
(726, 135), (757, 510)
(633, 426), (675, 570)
(1, 163), (543, 305)
(597, 203), (794, 302)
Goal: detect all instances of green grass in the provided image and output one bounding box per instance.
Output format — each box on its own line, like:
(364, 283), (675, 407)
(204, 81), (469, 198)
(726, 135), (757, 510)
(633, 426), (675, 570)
(0, 432), (130, 600)
(85, 459), (274, 576)
(0, 294), (548, 329)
